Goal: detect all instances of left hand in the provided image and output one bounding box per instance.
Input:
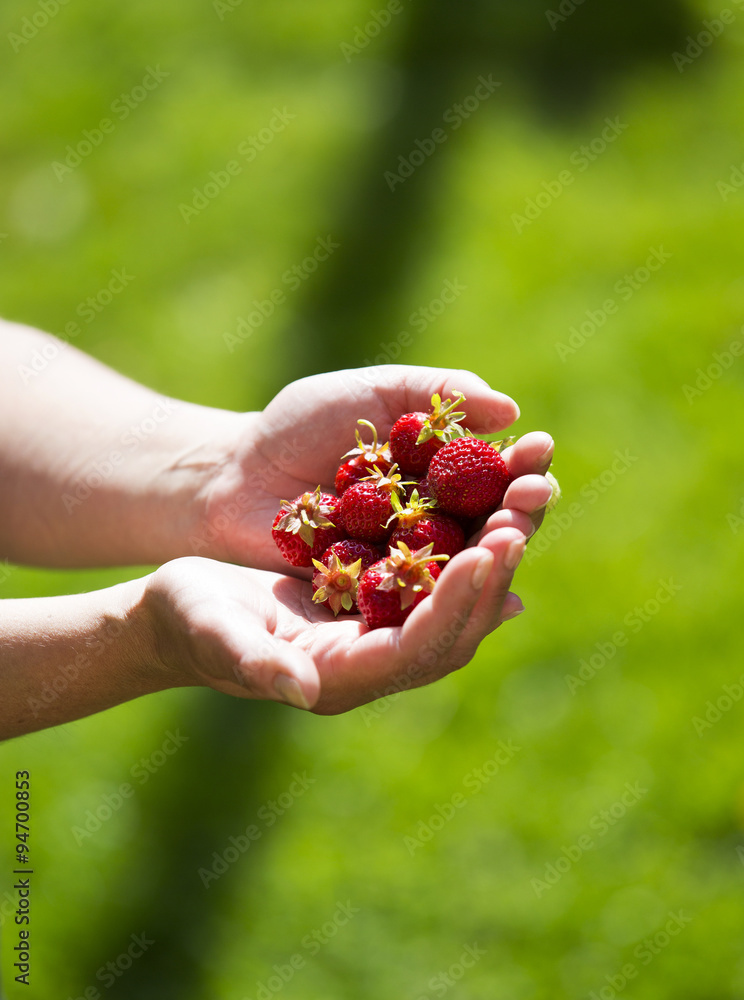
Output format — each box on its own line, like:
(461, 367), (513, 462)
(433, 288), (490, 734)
(144, 524), (529, 716)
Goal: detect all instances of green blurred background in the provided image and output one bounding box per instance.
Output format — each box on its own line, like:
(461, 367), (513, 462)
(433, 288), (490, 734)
(2, 0), (744, 996)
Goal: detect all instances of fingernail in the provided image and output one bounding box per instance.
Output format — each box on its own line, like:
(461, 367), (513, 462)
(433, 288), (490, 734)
(471, 552), (493, 590)
(273, 674), (311, 710)
(537, 436), (554, 472)
(505, 537), (525, 571)
(502, 605), (525, 622)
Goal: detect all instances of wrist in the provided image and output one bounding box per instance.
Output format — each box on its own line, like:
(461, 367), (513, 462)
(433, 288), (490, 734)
(114, 576), (192, 693)
(136, 558), (220, 691)
(181, 407), (265, 565)
(132, 402), (258, 565)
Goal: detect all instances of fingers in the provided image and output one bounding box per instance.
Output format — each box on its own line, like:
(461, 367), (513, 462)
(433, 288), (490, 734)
(305, 527), (528, 715)
(501, 474), (553, 517)
(501, 432), (555, 535)
(357, 365), (520, 434)
(440, 372), (519, 434)
(225, 624), (322, 710)
(469, 507), (535, 544)
(468, 528), (525, 633)
(399, 545), (494, 667)
(398, 527), (525, 682)
(469, 475), (552, 546)
(502, 431), (553, 477)
(500, 591), (525, 622)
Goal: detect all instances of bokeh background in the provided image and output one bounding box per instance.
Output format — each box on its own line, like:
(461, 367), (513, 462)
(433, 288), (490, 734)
(2, 0), (744, 997)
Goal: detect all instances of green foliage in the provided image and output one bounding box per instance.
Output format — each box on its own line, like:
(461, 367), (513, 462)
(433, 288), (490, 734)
(1, 0), (744, 996)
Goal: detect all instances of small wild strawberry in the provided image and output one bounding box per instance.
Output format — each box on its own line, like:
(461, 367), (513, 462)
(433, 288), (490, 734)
(272, 487), (346, 567)
(389, 392), (467, 476)
(357, 541), (449, 629)
(387, 490), (465, 559)
(427, 437), (512, 518)
(311, 539), (381, 615)
(335, 420), (393, 496)
(338, 463), (407, 544)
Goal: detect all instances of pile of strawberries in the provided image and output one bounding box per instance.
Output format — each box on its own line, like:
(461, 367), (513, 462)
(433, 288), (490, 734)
(272, 393), (513, 630)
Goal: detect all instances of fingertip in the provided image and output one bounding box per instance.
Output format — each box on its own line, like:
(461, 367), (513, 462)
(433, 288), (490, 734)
(272, 646), (321, 710)
(477, 525), (526, 556)
(535, 433), (554, 472)
(501, 473), (554, 514)
(500, 591), (525, 622)
(479, 508), (535, 540)
(477, 391), (520, 433)
(274, 674), (313, 710)
(442, 374), (519, 433)
(502, 431), (554, 477)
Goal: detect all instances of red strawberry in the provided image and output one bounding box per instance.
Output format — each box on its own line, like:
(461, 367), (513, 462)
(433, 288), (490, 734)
(389, 392), (467, 476)
(388, 490), (465, 559)
(338, 464), (407, 544)
(335, 420), (393, 495)
(311, 539), (381, 615)
(272, 488), (346, 567)
(357, 542), (448, 629)
(427, 437), (512, 518)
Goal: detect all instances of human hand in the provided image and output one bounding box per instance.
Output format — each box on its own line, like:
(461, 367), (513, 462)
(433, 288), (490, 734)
(144, 526), (530, 715)
(197, 366), (554, 572)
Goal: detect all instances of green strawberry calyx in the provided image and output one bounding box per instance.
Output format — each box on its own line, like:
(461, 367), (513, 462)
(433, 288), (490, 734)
(489, 435), (517, 453)
(361, 462), (408, 499)
(415, 392), (467, 447)
(274, 487), (337, 547)
(375, 541), (449, 610)
(385, 488), (437, 529)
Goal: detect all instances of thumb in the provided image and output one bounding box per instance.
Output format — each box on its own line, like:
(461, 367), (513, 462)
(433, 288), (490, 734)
(231, 629), (321, 710)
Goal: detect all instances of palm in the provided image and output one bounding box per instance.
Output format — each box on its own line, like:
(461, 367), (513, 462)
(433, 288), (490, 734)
(271, 569), (483, 711)
(269, 574), (394, 710)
